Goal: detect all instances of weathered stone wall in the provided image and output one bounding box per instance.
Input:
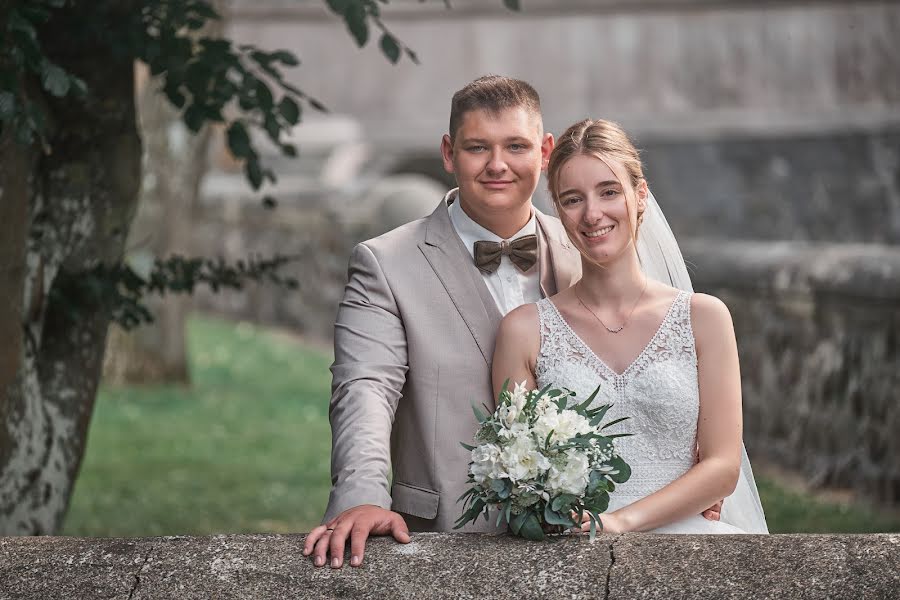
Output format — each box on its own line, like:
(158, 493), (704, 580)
(1, 533), (898, 599)
(683, 240), (900, 504)
(228, 0), (900, 145)
(190, 175), (444, 338)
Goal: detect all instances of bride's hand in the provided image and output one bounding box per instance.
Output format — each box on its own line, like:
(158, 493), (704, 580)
(577, 512), (627, 534)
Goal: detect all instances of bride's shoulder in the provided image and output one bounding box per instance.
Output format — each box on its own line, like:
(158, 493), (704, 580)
(688, 293), (736, 340)
(498, 302), (541, 336)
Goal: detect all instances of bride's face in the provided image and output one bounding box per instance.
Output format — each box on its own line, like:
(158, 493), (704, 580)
(555, 153), (647, 263)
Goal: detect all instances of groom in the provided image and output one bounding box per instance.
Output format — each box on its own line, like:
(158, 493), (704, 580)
(303, 75), (581, 569)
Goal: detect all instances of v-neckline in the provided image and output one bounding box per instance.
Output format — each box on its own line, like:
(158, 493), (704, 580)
(547, 291), (685, 380)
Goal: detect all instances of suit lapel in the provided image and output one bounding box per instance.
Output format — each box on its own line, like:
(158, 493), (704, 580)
(419, 198), (502, 365)
(536, 210), (582, 297)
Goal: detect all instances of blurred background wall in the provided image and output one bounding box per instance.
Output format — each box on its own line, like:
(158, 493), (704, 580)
(185, 0), (899, 503)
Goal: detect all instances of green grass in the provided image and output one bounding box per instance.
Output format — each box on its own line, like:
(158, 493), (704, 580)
(64, 317), (333, 536)
(64, 316), (900, 536)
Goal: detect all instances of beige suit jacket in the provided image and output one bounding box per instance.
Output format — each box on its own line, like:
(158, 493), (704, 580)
(325, 192), (582, 531)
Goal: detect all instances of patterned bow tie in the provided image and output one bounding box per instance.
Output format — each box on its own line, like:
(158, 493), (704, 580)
(473, 234), (538, 274)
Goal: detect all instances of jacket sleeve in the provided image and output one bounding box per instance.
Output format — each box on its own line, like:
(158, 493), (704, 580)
(323, 242), (409, 521)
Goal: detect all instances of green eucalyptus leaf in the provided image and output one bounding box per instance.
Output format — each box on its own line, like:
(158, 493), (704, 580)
(607, 456), (632, 484)
(544, 504), (575, 527)
(509, 511), (527, 535)
(519, 512), (544, 541)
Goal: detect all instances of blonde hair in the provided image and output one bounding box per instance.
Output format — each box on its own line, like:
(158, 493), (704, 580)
(547, 119), (647, 263)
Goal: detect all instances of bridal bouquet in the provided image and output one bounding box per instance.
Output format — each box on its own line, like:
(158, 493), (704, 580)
(455, 381), (631, 541)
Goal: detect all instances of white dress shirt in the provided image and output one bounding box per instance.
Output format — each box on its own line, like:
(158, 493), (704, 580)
(447, 190), (542, 316)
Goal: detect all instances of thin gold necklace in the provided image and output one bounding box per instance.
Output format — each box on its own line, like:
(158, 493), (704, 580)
(574, 277), (648, 334)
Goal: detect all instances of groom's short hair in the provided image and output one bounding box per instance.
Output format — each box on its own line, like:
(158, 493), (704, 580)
(449, 75), (542, 140)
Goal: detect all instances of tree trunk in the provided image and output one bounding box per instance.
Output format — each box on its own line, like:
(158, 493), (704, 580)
(0, 7), (141, 534)
(101, 66), (208, 386)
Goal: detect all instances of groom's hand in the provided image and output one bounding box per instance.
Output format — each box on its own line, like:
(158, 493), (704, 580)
(702, 499), (724, 521)
(303, 504), (410, 568)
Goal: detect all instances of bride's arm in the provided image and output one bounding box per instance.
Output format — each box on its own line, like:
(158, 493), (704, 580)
(598, 293), (743, 533)
(490, 303), (541, 398)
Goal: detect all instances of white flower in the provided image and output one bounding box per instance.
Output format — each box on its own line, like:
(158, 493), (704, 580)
(533, 408), (592, 445)
(470, 443), (502, 485)
(546, 450), (591, 495)
(498, 404), (520, 428)
(534, 396), (555, 416)
(497, 421), (529, 441)
(499, 435), (550, 482)
(509, 381), (529, 411)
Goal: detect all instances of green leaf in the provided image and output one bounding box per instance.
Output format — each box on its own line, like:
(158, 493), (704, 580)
(600, 416), (630, 430)
(519, 512), (544, 541)
(308, 97), (328, 112)
(575, 385), (602, 412)
(607, 456), (632, 484)
(472, 403), (487, 424)
(326, 0), (351, 14)
(245, 157), (263, 190)
(345, 2), (369, 47)
(278, 97), (300, 125)
(270, 50), (299, 67)
(509, 511), (527, 535)
(183, 104), (207, 132)
(262, 196), (278, 210)
(69, 76), (88, 97)
(380, 33), (401, 64)
(544, 504), (576, 528)
(255, 80), (274, 110)
(226, 121), (252, 159)
(459, 442), (476, 451)
(551, 493), (577, 512)
(40, 61), (70, 97)
(0, 92), (15, 119)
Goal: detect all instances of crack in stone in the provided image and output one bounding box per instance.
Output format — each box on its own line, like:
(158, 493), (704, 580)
(127, 545), (154, 600)
(604, 537), (617, 600)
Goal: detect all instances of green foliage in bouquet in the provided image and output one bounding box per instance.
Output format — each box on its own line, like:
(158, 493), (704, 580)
(455, 380), (632, 541)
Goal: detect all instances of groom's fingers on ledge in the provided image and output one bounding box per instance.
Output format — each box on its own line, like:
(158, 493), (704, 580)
(349, 527), (371, 567)
(389, 516), (411, 544)
(302, 525), (328, 555)
(329, 521), (358, 568)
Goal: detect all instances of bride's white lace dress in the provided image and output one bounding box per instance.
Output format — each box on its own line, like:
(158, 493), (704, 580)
(535, 291), (746, 534)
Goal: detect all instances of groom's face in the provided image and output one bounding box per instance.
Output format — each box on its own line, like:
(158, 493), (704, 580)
(441, 106), (553, 226)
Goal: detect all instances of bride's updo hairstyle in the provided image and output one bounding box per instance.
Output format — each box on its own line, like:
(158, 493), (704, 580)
(547, 119), (647, 262)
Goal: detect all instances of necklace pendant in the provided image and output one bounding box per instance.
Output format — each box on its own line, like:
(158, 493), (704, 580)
(605, 325), (624, 334)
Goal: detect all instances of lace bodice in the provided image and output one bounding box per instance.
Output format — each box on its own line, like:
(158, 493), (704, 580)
(535, 291), (699, 512)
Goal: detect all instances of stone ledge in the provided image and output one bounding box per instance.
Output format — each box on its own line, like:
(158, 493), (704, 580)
(1, 533), (897, 599)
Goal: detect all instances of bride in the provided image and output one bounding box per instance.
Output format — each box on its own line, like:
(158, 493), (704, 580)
(491, 119), (768, 534)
